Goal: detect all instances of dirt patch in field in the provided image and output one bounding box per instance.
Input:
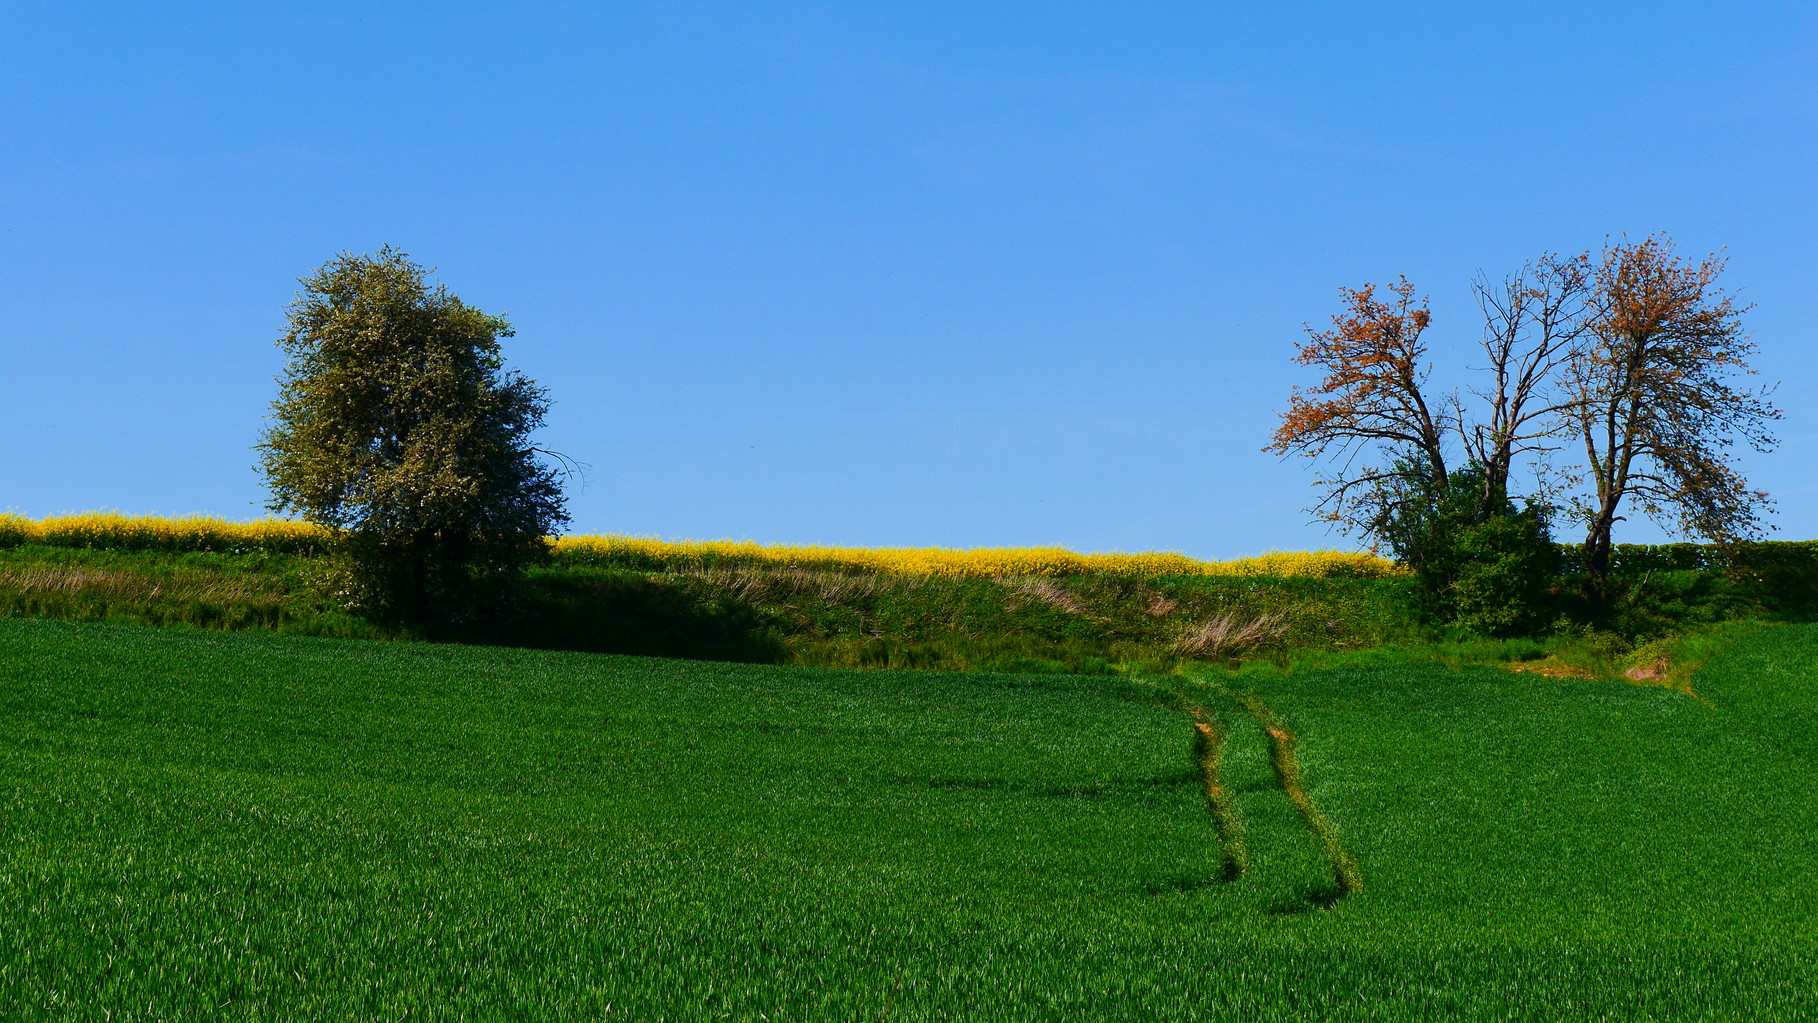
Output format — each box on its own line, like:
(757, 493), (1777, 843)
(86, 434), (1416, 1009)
(1503, 659), (1597, 681)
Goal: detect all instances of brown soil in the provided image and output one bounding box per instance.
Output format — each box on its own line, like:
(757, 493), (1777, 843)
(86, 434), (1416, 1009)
(1504, 659), (1597, 681)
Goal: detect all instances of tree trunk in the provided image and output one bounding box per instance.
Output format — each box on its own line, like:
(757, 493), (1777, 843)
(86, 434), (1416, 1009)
(1581, 501), (1620, 596)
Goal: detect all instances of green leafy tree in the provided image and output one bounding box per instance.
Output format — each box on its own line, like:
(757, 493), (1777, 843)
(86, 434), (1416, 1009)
(258, 248), (569, 621)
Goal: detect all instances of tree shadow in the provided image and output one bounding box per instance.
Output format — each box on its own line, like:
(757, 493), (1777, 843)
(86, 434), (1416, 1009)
(454, 570), (787, 663)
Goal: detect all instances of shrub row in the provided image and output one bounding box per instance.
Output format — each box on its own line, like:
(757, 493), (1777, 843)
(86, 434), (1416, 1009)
(1552, 541), (1818, 576)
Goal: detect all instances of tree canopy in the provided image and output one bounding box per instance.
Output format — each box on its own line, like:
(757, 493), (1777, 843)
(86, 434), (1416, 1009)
(1566, 237), (1781, 578)
(1269, 235), (1780, 587)
(258, 247), (569, 620)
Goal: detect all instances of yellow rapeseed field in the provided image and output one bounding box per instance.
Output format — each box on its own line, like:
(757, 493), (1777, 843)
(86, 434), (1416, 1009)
(0, 512), (328, 554)
(0, 512), (1403, 578)
(551, 537), (1401, 578)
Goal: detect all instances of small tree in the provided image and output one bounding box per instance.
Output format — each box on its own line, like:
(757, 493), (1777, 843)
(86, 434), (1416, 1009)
(1563, 236), (1781, 584)
(258, 248), (569, 621)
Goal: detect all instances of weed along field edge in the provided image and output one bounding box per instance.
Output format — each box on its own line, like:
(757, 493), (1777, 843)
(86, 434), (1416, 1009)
(2, 616), (1816, 1019)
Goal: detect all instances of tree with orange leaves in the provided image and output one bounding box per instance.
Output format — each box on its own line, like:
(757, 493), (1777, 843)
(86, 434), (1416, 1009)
(1271, 270), (1589, 632)
(1271, 235), (1781, 595)
(1264, 277), (1451, 537)
(1268, 259), (1595, 545)
(1564, 236), (1781, 583)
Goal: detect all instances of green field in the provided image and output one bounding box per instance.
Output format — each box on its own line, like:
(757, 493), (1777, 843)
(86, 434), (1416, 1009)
(2, 618), (1815, 1020)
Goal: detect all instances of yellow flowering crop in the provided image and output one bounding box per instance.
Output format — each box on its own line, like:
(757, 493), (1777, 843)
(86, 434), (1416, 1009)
(0, 512), (1403, 578)
(0, 512), (328, 555)
(550, 535), (1402, 579)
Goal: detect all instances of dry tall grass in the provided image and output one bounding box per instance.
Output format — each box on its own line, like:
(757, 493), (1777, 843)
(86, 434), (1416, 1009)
(998, 576), (1098, 616)
(1171, 612), (1288, 657)
(0, 563), (285, 606)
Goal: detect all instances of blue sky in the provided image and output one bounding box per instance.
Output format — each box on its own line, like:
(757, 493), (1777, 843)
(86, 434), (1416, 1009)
(3, 2), (1813, 557)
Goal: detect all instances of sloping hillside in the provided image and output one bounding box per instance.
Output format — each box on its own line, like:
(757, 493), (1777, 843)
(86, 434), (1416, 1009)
(0, 619), (1813, 1020)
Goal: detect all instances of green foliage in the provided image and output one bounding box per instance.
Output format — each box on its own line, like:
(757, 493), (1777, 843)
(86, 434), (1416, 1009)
(3, 619), (1818, 1018)
(1551, 541), (1818, 622)
(0, 544), (1429, 666)
(1378, 463), (1559, 636)
(257, 248), (567, 622)
(1443, 510), (1559, 636)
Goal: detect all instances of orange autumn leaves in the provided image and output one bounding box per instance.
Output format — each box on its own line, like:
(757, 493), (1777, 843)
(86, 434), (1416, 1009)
(1265, 236), (1781, 574)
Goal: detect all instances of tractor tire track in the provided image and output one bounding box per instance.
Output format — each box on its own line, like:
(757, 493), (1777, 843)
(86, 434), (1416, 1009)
(1237, 694), (1364, 896)
(1182, 702), (1249, 881)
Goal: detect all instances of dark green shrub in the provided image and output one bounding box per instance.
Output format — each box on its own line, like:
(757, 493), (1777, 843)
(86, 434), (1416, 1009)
(1381, 464), (1558, 637)
(1445, 511), (1560, 637)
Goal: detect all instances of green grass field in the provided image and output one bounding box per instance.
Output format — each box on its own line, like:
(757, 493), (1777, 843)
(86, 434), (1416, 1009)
(2, 618), (1815, 1020)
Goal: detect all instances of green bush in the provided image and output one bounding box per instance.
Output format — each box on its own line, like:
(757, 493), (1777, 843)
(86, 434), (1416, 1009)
(1445, 511), (1559, 637)
(1381, 464), (1558, 637)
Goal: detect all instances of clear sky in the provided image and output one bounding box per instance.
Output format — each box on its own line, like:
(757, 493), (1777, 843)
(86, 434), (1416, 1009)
(3, 2), (1813, 557)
